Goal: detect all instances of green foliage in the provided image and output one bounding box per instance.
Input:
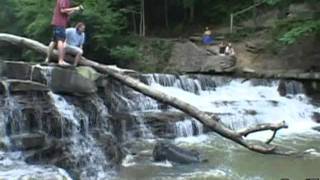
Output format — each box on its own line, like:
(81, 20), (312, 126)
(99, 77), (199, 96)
(0, 0), (18, 33)
(182, 0), (195, 8)
(226, 27), (256, 42)
(0, 0), (319, 67)
(80, 0), (127, 50)
(149, 39), (173, 63)
(110, 45), (142, 61)
(13, 0), (54, 40)
(266, 0), (320, 44)
(279, 20), (320, 44)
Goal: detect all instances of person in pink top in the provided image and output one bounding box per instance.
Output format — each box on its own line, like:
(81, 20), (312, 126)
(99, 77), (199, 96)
(45, 0), (83, 65)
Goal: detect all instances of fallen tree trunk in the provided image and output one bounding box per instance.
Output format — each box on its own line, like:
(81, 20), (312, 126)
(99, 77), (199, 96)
(0, 33), (293, 155)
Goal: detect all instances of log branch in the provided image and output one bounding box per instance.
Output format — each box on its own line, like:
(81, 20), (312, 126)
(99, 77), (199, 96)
(0, 33), (295, 155)
(237, 121), (288, 137)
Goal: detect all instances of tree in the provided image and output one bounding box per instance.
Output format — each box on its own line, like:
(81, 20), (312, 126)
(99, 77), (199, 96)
(266, 0), (320, 44)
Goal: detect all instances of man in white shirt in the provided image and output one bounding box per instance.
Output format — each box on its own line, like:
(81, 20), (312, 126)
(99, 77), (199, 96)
(225, 43), (235, 56)
(65, 22), (86, 66)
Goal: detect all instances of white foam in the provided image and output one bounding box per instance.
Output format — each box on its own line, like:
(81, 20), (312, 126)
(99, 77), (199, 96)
(175, 134), (209, 144)
(177, 169), (227, 179)
(304, 148), (320, 157)
(148, 79), (319, 141)
(152, 160), (173, 167)
(122, 154), (136, 167)
(0, 152), (72, 180)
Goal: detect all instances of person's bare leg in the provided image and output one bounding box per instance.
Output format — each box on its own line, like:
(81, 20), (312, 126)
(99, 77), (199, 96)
(57, 40), (65, 65)
(45, 41), (55, 63)
(73, 52), (82, 66)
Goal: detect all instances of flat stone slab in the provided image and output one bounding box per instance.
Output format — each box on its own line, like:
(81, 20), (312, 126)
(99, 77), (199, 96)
(1, 79), (49, 94)
(166, 41), (236, 73)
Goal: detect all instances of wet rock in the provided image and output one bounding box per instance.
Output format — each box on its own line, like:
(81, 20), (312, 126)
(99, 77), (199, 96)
(278, 80), (304, 96)
(10, 133), (46, 150)
(277, 80), (287, 96)
(76, 66), (101, 81)
(5, 79), (49, 93)
(312, 112), (320, 123)
(0, 81), (4, 94)
(0, 61), (31, 80)
(31, 65), (49, 84)
(312, 126), (320, 132)
(91, 129), (124, 165)
(50, 67), (97, 95)
(153, 141), (205, 164)
(244, 109), (257, 116)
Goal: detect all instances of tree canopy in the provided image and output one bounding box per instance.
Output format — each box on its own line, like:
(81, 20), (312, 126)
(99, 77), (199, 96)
(0, 0), (319, 64)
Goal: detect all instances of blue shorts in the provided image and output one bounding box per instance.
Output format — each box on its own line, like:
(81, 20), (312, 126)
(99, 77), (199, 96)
(52, 26), (66, 42)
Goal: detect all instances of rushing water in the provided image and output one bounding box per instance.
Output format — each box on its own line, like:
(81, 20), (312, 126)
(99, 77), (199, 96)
(117, 74), (320, 180)
(49, 92), (114, 180)
(1, 71), (320, 179)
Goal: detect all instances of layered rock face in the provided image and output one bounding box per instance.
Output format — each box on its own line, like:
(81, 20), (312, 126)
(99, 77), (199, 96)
(0, 61), (119, 179)
(166, 41), (236, 73)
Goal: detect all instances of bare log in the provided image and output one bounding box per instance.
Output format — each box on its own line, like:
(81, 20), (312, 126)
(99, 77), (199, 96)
(0, 33), (294, 155)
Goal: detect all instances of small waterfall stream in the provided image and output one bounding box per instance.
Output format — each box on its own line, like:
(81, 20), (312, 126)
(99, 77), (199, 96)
(175, 118), (204, 137)
(48, 92), (113, 180)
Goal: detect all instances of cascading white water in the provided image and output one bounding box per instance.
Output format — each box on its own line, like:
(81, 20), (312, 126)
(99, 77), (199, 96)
(175, 119), (203, 137)
(49, 93), (113, 180)
(130, 74), (319, 140)
(135, 115), (154, 139)
(143, 74), (204, 94)
(88, 95), (111, 130)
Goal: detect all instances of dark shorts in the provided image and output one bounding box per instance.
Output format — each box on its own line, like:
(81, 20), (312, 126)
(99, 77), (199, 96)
(52, 26), (66, 42)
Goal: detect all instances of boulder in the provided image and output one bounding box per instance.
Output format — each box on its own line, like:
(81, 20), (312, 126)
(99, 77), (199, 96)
(76, 66), (101, 81)
(153, 141), (205, 164)
(166, 41), (236, 73)
(50, 67), (97, 95)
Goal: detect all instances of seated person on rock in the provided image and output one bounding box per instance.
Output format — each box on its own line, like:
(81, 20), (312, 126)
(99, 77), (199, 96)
(225, 43), (235, 56)
(64, 22), (86, 66)
(218, 42), (226, 55)
(202, 27), (214, 45)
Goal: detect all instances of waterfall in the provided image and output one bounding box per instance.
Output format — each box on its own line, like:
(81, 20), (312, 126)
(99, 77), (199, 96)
(2, 96), (25, 136)
(87, 95), (111, 130)
(48, 93), (113, 179)
(175, 119), (203, 137)
(142, 74), (210, 94)
(120, 74), (319, 140)
(135, 115), (154, 139)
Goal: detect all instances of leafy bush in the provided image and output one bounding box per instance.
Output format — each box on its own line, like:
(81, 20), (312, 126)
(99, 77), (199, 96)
(110, 45), (142, 61)
(150, 39), (173, 62)
(279, 20), (320, 44)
